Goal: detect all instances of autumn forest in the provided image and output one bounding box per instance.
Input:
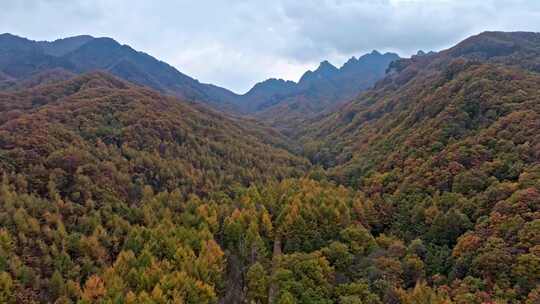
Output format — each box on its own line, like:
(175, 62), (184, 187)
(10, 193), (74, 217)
(0, 30), (539, 304)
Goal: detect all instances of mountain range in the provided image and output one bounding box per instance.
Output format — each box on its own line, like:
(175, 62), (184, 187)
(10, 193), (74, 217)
(247, 51), (399, 132)
(0, 33), (398, 128)
(0, 31), (539, 304)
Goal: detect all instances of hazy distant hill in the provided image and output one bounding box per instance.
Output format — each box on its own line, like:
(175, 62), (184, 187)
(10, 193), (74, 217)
(0, 33), (240, 110)
(240, 51), (399, 113)
(243, 51), (399, 133)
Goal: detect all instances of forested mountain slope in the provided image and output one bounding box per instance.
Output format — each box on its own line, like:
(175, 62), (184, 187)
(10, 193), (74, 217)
(0, 31), (539, 304)
(0, 71), (313, 302)
(0, 72), (308, 199)
(294, 31), (540, 302)
(301, 31), (540, 182)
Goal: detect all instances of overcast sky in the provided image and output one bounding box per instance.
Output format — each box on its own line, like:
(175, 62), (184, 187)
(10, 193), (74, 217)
(1, 0), (540, 93)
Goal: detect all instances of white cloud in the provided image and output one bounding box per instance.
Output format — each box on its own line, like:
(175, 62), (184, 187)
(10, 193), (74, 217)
(1, 0), (539, 92)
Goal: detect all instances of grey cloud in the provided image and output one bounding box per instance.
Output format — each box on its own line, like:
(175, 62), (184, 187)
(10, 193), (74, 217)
(1, 0), (539, 92)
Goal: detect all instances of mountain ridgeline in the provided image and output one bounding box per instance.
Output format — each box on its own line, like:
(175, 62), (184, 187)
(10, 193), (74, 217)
(0, 31), (539, 304)
(0, 33), (240, 110)
(246, 51), (400, 132)
(240, 51), (399, 113)
(0, 33), (398, 127)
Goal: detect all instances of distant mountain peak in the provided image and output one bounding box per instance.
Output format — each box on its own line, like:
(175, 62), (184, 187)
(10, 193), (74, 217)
(45, 35), (95, 44)
(263, 77), (295, 84)
(242, 78), (298, 109)
(449, 31), (540, 60)
(345, 56), (358, 64)
(299, 60), (339, 83)
(0, 33), (36, 50)
(0, 33), (14, 38)
(355, 50), (399, 61)
(0, 33), (25, 40)
(59, 34), (93, 40)
(38, 35), (96, 56)
(249, 78), (296, 91)
(340, 51), (400, 73)
(317, 60), (338, 72)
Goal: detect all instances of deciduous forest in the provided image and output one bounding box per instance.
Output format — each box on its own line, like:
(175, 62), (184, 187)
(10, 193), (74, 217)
(0, 31), (539, 303)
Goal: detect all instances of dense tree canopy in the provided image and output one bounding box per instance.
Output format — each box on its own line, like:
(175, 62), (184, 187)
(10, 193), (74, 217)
(1, 31), (540, 303)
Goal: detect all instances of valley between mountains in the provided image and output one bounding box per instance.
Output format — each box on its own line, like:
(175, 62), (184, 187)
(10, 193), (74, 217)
(0, 31), (539, 304)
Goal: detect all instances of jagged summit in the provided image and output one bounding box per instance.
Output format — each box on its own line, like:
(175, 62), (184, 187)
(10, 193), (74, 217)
(232, 50), (399, 118)
(317, 60), (338, 71)
(298, 60), (339, 83)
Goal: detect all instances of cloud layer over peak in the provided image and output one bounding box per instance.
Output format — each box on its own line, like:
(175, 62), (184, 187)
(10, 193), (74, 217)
(1, 0), (539, 92)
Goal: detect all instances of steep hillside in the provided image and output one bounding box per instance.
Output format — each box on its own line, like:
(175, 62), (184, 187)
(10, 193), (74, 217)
(302, 31), (540, 172)
(0, 72), (308, 200)
(297, 31), (540, 302)
(0, 68), (75, 91)
(0, 71), (313, 303)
